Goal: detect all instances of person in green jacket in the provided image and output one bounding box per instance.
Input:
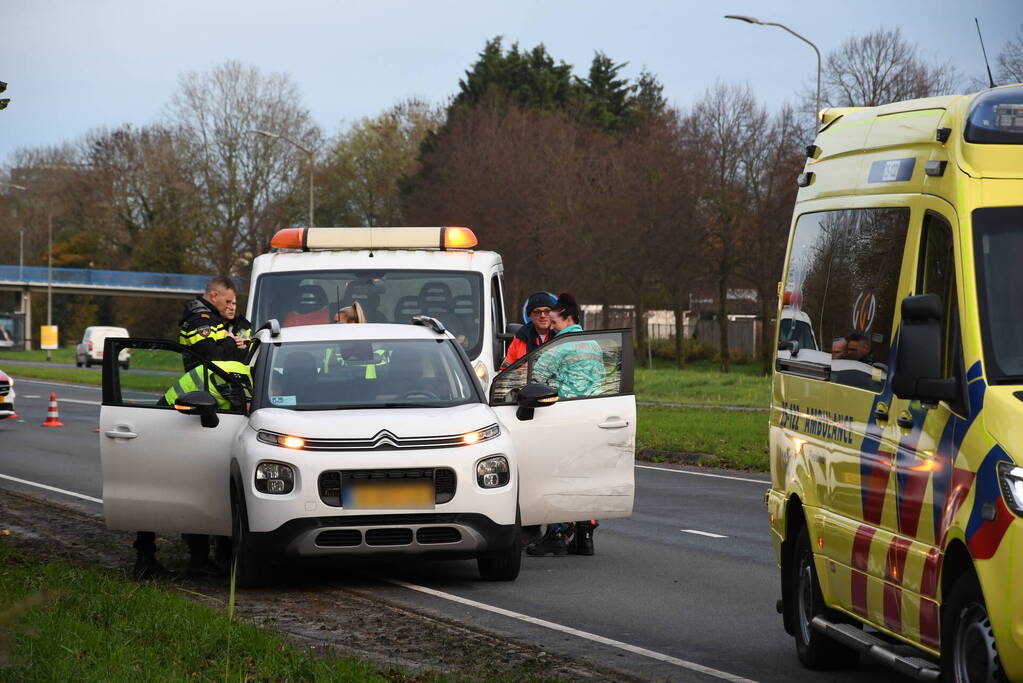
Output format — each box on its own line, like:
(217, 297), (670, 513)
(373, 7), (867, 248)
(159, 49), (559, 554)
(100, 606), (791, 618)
(526, 292), (602, 557)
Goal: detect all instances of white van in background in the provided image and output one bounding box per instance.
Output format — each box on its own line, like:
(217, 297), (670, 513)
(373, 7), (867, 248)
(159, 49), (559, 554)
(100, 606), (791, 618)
(77, 326), (131, 368)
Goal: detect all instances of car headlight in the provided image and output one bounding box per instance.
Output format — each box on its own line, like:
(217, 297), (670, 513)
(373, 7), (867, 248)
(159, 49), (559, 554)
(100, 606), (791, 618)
(473, 360), (489, 386)
(255, 461), (295, 494)
(998, 461), (1023, 516)
(462, 423), (500, 446)
(476, 456), (510, 489)
(257, 430), (305, 449)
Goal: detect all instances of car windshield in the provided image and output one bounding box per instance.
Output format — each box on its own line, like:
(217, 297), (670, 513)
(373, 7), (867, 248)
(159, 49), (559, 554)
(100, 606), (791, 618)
(251, 270), (484, 358)
(974, 206), (1023, 383)
(259, 338), (478, 410)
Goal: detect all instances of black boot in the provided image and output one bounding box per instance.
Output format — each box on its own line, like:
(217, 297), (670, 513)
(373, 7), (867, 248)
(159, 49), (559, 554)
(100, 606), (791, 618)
(570, 521), (597, 556)
(184, 533), (227, 578)
(133, 553), (177, 580)
(525, 527), (569, 557)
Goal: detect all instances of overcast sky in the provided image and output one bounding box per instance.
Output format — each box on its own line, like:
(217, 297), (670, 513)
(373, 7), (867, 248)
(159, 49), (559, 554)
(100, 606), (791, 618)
(2, 0), (1021, 165)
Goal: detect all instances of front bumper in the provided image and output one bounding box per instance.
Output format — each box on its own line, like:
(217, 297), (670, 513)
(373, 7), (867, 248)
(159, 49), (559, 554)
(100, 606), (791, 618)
(249, 512), (517, 560)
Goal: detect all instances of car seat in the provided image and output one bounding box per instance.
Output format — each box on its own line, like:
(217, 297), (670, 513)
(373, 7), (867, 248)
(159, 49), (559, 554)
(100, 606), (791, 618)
(342, 281), (384, 322)
(393, 295), (421, 323)
(283, 285), (331, 327)
(418, 281), (453, 318)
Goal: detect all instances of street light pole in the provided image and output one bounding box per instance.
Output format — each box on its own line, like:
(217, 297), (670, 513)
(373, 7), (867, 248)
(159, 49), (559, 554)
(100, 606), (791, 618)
(46, 212), (53, 361)
(250, 129), (315, 227)
(724, 15), (822, 126)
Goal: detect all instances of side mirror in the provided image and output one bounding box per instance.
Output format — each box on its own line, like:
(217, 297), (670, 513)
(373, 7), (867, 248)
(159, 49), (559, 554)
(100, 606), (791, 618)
(515, 383), (559, 421)
(498, 322), (523, 342)
(778, 339), (800, 357)
(892, 294), (959, 403)
(173, 390), (220, 428)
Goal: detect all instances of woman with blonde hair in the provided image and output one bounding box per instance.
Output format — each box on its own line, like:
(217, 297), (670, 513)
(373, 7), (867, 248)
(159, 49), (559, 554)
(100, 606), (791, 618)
(335, 300), (366, 324)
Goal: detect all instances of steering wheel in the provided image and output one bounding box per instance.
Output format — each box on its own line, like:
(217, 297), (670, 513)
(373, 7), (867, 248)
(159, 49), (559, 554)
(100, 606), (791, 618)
(402, 390), (439, 400)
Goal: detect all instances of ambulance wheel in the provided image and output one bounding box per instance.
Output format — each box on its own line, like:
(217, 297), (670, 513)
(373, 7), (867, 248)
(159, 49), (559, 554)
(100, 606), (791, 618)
(942, 572), (1007, 683)
(76, 358), (82, 367)
(84, 358), (92, 368)
(793, 527), (859, 670)
(231, 485), (274, 588)
(478, 507), (521, 581)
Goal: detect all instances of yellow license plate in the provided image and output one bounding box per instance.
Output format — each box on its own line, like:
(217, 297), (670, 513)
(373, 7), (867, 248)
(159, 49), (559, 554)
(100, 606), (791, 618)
(344, 480), (434, 510)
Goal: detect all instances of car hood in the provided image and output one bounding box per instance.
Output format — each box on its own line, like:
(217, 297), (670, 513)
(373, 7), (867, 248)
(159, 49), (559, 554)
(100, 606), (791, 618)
(247, 402), (497, 440)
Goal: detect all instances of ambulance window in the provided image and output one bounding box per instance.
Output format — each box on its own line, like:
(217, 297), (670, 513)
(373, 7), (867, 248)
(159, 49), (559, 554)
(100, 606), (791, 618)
(780, 208), (909, 390)
(917, 213), (959, 378)
(974, 206), (1023, 383)
(490, 275), (505, 367)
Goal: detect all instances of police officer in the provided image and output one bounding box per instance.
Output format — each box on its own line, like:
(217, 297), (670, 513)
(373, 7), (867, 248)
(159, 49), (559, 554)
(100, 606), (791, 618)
(223, 291), (253, 357)
(179, 276), (247, 367)
(133, 276), (248, 580)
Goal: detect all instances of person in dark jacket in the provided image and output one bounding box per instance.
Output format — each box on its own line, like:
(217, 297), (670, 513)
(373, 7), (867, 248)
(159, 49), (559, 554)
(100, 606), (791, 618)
(500, 291), (558, 370)
(222, 290), (253, 362)
(177, 276), (247, 369)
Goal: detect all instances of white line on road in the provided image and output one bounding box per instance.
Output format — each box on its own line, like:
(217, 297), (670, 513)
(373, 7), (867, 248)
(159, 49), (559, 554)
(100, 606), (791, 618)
(57, 398), (101, 406)
(636, 464), (767, 485)
(24, 394), (41, 398)
(388, 579), (757, 683)
(681, 529), (728, 539)
(15, 378), (101, 390)
(0, 473), (102, 504)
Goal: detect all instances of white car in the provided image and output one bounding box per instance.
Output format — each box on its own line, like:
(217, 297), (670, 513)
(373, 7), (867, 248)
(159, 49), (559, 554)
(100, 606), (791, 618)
(100, 318), (635, 585)
(77, 326), (132, 369)
(0, 369), (15, 419)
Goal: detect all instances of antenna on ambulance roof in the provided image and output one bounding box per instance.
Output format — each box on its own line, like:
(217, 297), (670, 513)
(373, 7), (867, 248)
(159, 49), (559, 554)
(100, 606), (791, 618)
(975, 18), (997, 89)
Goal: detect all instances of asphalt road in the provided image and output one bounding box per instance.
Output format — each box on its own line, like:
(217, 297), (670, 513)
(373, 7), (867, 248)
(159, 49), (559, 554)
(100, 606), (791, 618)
(0, 378), (914, 682)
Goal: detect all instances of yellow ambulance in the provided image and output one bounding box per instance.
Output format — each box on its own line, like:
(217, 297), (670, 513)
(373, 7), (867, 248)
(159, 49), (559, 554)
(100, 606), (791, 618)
(768, 84), (1023, 682)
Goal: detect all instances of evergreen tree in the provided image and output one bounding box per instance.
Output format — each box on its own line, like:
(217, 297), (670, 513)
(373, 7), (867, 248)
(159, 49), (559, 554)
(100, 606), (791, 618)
(455, 37), (576, 111)
(578, 52), (634, 131)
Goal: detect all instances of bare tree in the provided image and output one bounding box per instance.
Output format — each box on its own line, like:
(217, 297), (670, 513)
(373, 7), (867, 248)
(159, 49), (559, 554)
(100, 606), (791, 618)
(318, 98), (444, 226)
(816, 27), (960, 108)
(997, 25), (1023, 84)
(166, 60), (319, 274)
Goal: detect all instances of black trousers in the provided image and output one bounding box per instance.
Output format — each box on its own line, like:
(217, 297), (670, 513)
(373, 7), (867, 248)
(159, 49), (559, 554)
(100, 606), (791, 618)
(133, 531), (209, 558)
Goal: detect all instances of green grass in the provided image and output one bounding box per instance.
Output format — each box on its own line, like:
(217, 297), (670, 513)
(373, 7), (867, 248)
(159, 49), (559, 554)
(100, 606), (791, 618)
(0, 348), (181, 371)
(634, 358), (770, 408)
(2, 365), (171, 392)
(0, 544), (381, 682)
(637, 405), (770, 471)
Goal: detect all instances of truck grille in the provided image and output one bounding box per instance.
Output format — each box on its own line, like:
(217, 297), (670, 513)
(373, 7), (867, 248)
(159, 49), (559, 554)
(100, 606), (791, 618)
(318, 468), (456, 507)
(0, 380), (9, 396)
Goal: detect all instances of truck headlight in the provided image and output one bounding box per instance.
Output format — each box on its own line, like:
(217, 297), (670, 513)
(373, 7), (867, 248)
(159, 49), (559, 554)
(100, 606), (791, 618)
(998, 461), (1023, 516)
(476, 456), (510, 489)
(255, 461), (295, 494)
(473, 360), (489, 386)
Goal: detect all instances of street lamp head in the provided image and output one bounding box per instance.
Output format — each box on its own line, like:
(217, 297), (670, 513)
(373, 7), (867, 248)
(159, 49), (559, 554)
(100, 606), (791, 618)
(724, 14), (762, 24)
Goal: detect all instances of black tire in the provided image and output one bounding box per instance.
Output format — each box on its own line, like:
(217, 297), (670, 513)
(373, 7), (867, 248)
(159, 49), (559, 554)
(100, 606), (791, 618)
(478, 507), (522, 581)
(941, 572), (1007, 683)
(231, 485), (274, 588)
(75, 358), (82, 368)
(84, 358), (91, 368)
(792, 527), (859, 670)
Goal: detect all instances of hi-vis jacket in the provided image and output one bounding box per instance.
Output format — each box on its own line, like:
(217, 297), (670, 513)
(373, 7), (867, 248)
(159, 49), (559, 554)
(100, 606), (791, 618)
(163, 361), (252, 410)
(532, 324), (605, 398)
(179, 296), (237, 368)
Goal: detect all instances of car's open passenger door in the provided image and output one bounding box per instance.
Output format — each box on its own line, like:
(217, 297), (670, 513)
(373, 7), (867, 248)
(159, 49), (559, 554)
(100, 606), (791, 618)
(99, 338), (248, 535)
(489, 329), (635, 526)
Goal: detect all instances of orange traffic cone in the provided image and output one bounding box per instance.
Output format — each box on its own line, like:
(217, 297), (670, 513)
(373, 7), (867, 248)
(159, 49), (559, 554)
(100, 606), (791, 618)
(41, 392), (64, 427)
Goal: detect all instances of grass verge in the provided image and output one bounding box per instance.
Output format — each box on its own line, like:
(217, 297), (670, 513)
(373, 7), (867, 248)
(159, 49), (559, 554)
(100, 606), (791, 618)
(635, 358), (770, 408)
(637, 405), (769, 471)
(0, 543), (381, 681)
(3, 365), (170, 392)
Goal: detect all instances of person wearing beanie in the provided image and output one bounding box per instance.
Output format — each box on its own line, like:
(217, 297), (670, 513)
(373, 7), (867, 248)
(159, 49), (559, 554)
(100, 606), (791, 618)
(500, 291), (558, 370)
(525, 292), (603, 558)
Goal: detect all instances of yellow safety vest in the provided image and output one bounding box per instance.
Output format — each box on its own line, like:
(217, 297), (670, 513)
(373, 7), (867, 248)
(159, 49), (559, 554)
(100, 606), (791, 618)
(164, 361), (252, 410)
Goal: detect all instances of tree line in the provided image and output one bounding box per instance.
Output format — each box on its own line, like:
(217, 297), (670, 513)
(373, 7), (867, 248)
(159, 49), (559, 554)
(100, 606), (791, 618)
(2, 26), (1021, 371)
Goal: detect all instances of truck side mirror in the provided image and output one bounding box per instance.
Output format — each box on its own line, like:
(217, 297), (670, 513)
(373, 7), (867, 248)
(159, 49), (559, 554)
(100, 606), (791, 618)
(173, 390), (220, 428)
(892, 294), (958, 403)
(497, 322), (523, 342)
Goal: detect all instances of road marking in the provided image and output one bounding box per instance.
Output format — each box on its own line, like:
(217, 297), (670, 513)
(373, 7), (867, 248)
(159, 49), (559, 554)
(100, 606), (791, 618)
(636, 464), (767, 485)
(24, 394), (41, 398)
(58, 398), (101, 406)
(16, 378), (101, 391)
(681, 529), (728, 539)
(388, 579), (756, 682)
(0, 473), (102, 504)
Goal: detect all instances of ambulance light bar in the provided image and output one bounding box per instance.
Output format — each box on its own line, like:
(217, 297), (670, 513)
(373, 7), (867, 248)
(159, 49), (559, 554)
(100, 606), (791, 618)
(270, 226), (478, 251)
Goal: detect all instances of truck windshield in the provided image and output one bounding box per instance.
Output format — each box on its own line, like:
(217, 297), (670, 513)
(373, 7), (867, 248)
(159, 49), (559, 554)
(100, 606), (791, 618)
(259, 339), (478, 410)
(974, 207), (1023, 383)
(252, 270), (484, 359)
